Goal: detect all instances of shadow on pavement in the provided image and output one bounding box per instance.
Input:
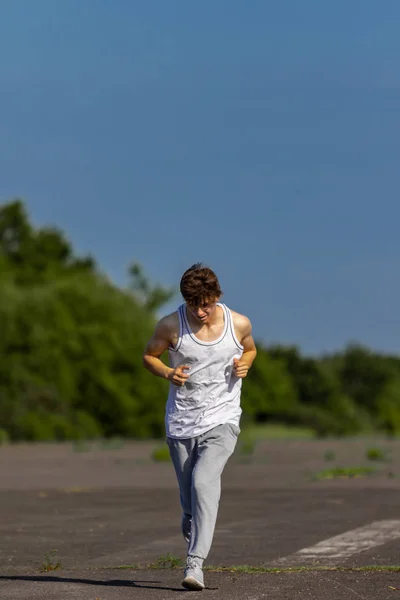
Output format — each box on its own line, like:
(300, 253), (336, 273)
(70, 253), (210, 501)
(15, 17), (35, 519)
(0, 575), (186, 593)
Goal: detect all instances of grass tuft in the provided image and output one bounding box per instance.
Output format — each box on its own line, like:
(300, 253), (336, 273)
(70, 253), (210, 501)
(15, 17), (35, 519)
(366, 446), (389, 462)
(311, 466), (376, 481)
(72, 440), (92, 452)
(112, 563), (140, 570)
(39, 550), (62, 573)
(204, 564), (400, 574)
(99, 437), (125, 451)
(148, 553), (184, 569)
(324, 450), (336, 462)
(106, 562), (400, 574)
(151, 444), (171, 462)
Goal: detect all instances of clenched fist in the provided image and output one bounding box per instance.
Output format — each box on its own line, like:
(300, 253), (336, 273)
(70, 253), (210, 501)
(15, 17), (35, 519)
(233, 358), (250, 379)
(168, 364), (190, 387)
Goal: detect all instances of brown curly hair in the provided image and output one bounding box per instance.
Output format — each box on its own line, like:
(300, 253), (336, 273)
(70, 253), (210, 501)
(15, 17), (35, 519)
(180, 263), (222, 307)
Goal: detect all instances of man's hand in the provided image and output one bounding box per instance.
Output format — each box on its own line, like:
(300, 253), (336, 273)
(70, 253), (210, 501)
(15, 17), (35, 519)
(167, 364), (190, 386)
(233, 358), (250, 379)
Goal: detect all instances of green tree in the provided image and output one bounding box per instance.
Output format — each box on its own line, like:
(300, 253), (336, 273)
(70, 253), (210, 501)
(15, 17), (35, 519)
(268, 345), (365, 435)
(0, 199), (172, 441)
(128, 262), (176, 313)
(328, 344), (396, 412)
(0, 199), (95, 285)
(242, 346), (298, 421)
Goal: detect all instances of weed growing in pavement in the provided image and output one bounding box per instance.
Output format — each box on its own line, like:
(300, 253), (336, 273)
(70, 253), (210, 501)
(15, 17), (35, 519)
(323, 450), (336, 461)
(39, 550), (62, 573)
(148, 553), (184, 569)
(311, 466), (376, 481)
(99, 437), (125, 451)
(203, 564), (400, 574)
(151, 444), (171, 462)
(108, 562), (400, 573)
(366, 447), (389, 462)
(72, 440), (93, 452)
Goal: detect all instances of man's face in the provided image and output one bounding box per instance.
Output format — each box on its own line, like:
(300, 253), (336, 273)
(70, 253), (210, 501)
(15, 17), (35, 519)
(186, 297), (219, 324)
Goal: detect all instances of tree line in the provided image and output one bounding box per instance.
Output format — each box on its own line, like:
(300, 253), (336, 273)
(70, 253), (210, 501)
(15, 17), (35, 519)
(0, 199), (399, 442)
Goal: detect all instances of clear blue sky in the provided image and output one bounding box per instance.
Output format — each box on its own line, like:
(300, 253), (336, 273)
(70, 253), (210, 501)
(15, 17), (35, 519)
(1, 0), (399, 355)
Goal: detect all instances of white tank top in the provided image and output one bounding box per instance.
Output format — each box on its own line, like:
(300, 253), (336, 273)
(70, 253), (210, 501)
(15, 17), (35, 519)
(165, 303), (243, 439)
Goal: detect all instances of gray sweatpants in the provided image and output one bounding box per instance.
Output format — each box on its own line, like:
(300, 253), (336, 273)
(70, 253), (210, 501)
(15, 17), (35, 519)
(167, 423), (240, 560)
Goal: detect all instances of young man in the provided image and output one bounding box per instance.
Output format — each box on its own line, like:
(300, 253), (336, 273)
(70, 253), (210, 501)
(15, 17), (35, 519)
(143, 264), (257, 591)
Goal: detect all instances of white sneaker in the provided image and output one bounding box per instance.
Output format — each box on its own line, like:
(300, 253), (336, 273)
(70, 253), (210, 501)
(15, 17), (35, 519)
(181, 513), (192, 544)
(182, 555), (205, 591)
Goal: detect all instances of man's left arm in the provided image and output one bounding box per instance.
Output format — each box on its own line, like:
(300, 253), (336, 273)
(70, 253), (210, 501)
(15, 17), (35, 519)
(233, 314), (257, 379)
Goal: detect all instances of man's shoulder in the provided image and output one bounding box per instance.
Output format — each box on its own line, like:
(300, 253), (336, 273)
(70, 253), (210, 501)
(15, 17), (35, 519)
(228, 308), (251, 325)
(228, 308), (252, 335)
(156, 310), (180, 336)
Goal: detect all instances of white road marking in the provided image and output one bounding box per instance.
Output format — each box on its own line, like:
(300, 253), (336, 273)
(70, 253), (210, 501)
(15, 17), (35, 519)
(277, 520), (400, 565)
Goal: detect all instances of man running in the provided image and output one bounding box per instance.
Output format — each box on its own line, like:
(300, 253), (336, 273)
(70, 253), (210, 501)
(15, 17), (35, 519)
(143, 263), (257, 590)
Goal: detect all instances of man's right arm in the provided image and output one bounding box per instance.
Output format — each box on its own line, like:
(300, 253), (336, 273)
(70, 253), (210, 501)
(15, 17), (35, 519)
(142, 315), (190, 386)
(142, 317), (174, 380)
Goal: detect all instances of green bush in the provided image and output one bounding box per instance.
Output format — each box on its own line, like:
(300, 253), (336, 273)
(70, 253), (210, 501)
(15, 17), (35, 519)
(72, 411), (102, 440)
(0, 428), (9, 445)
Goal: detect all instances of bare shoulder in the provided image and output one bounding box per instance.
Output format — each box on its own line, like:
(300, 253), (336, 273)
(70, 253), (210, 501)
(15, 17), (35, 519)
(143, 310), (180, 357)
(155, 310), (180, 340)
(230, 309), (252, 337)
